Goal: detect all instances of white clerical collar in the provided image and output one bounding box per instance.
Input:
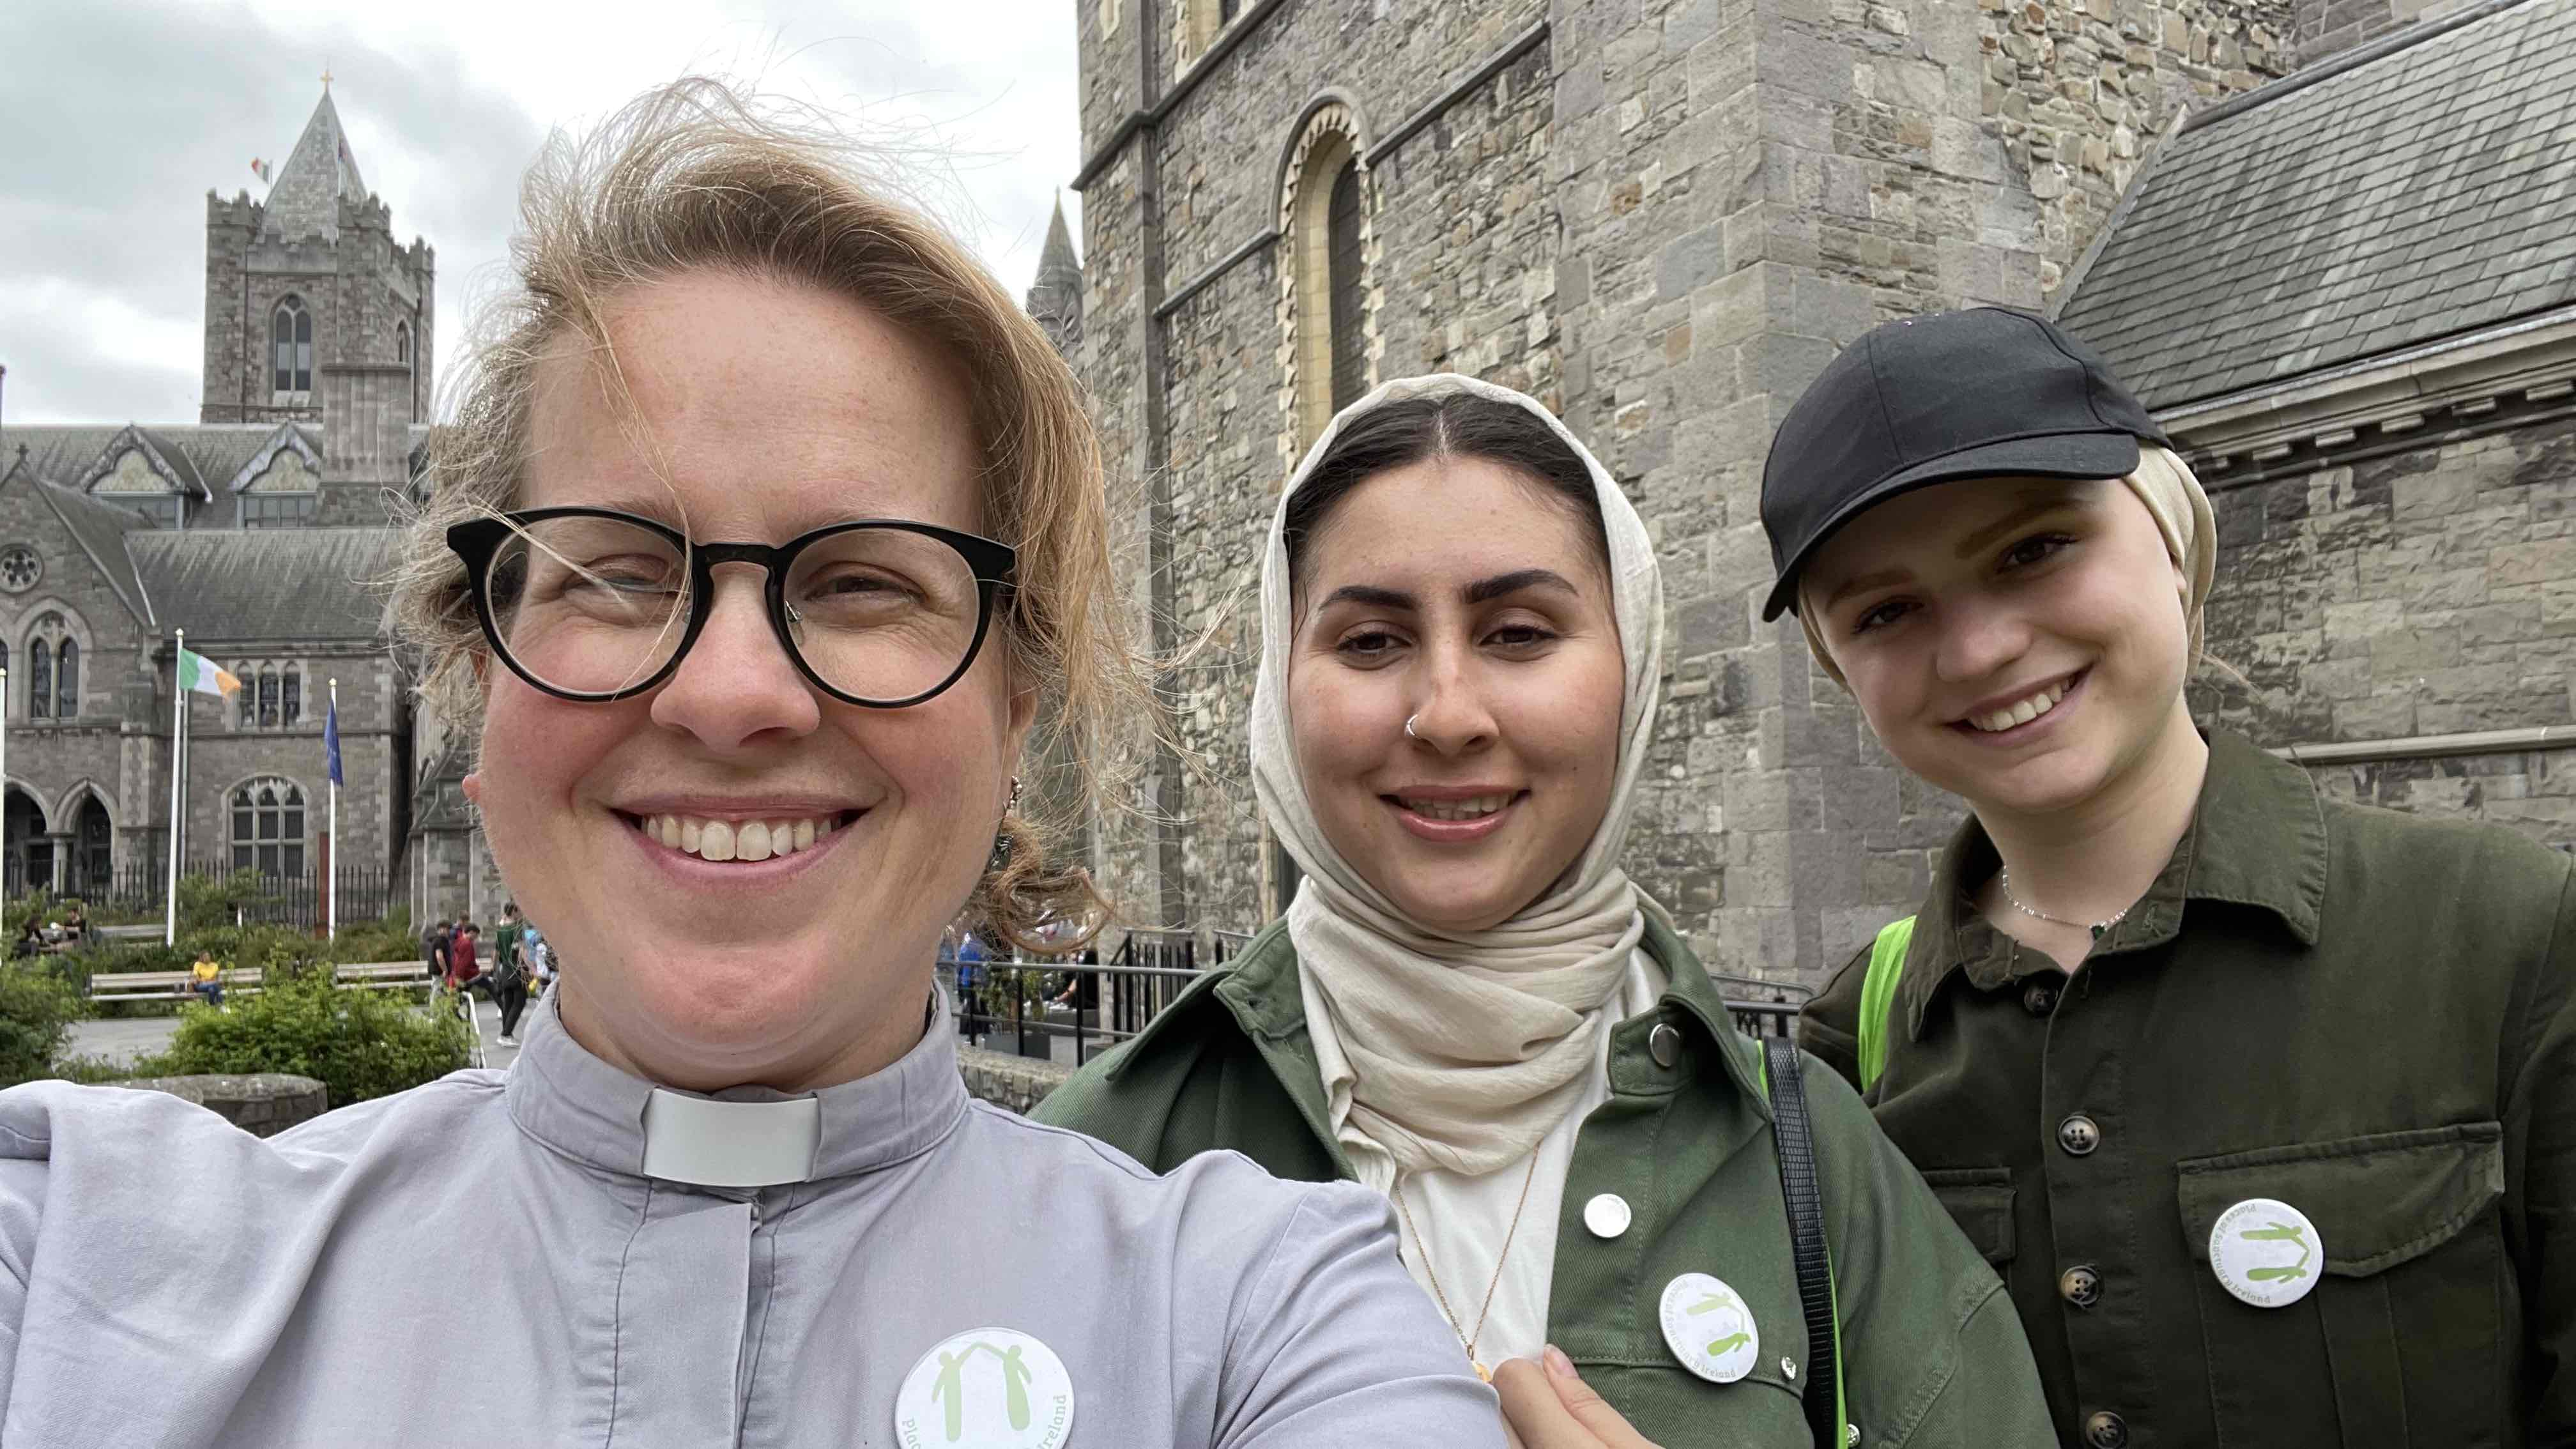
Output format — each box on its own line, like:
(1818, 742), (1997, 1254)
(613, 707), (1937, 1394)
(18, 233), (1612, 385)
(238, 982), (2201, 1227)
(640, 1089), (823, 1188)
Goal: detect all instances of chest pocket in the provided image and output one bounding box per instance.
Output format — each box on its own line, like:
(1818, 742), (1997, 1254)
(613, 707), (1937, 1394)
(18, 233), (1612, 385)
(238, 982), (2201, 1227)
(1919, 1167), (2015, 1268)
(2175, 1122), (2508, 1449)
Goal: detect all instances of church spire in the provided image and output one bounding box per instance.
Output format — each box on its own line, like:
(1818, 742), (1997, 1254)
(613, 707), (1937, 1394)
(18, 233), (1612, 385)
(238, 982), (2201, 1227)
(261, 83), (369, 242)
(1026, 194), (1084, 351)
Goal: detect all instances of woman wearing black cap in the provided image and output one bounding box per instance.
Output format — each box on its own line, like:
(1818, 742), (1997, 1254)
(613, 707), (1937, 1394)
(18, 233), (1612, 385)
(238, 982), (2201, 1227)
(1774, 306), (2576, 1448)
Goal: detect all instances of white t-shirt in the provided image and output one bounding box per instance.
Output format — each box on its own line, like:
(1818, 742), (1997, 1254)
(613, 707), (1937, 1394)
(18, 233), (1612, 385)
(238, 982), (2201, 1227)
(1299, 951), (1667, 1372)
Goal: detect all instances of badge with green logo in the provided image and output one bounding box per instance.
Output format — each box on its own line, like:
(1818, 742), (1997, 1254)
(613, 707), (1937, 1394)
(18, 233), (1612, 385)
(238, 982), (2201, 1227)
(2209, 1197), (2324, 1309)
(1659, 1273), (1759, 1384)
(894, 1327), (1076, 1448)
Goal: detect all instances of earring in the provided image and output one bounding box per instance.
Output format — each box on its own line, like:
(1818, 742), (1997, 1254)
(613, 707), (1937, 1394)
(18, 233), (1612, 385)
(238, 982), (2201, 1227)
(988, 777), (1022, 872)
(1404, 715), (1422, 740)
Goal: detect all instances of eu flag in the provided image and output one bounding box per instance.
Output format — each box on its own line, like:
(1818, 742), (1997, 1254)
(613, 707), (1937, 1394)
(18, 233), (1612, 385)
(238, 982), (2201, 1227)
(325, 698), (343, 786)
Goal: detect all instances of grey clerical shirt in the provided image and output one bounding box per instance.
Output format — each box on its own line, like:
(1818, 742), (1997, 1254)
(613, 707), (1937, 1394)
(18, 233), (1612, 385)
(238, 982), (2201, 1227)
(0, 997), (1501, 1447)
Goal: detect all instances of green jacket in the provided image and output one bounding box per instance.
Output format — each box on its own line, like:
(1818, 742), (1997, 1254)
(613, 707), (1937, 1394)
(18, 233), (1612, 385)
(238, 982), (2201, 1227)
(1037, 912), (2053, 1448)
(1802, 731), (2576, 1448)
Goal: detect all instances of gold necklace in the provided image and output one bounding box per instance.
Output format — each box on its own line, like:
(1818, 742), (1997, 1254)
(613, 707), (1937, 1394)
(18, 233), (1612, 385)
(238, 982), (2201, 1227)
(1390, 1154), (1542, 1383)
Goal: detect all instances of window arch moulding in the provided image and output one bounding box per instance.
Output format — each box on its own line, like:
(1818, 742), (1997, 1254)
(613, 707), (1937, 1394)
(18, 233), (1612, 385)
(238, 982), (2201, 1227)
(1275, 98), (1381, 475)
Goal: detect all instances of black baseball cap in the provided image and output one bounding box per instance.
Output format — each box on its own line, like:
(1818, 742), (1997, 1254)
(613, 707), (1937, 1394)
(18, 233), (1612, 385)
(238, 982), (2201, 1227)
(1758, 307), (2168, 620)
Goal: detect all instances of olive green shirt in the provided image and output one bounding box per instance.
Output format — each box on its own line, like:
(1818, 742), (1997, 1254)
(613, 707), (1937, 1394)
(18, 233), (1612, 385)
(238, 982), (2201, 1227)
(1038, 913), (2053, 1448)
(1802, 731), (2576, 1448)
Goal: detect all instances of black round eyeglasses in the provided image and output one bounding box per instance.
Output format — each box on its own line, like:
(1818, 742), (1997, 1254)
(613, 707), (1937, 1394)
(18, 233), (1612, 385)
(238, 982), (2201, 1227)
(445, 508), (1018, 709)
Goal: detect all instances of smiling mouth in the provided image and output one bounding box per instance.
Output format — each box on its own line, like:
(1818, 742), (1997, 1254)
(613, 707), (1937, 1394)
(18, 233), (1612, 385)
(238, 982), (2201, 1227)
(615, 809), (865, 862)
(1957, 670), (2085, 735)
(1384, 791), (1528, 822)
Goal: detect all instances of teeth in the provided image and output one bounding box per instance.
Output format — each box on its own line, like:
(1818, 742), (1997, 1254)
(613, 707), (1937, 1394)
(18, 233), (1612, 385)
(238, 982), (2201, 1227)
(1401, 793), (1513, 821)
(1968, 679), (2073, 733)
(643, 812), (845, 862)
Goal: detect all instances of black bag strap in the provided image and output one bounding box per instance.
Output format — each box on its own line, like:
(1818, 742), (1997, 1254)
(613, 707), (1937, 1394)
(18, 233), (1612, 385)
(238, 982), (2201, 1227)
(1764, 1036), (1846, 1449)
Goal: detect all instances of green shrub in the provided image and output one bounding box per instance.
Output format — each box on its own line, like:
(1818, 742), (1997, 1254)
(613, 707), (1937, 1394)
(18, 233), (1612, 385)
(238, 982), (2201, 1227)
(0, 965), (88, 1088)
(150, 969), (473, 1108)
(37, 1053), (134, 1085)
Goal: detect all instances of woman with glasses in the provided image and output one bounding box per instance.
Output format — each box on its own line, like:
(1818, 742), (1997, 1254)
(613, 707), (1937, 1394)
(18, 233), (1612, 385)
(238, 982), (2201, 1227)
(0, 82), (1498, 1447)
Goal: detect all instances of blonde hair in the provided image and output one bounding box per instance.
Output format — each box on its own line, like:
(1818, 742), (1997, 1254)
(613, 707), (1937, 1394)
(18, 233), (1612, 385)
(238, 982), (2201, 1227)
(1798, 443), (2217, 687)
(389, 79), (1147, 948)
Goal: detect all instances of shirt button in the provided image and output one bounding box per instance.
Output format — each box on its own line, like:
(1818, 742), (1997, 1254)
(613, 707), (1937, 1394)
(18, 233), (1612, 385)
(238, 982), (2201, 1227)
(1648, 1022), (1682, 1069)
(2022, 980), (2058, 1016)
(2059, 1264), (2102, 1308)
(2058, 1114), (2101, 1156)
(2084, 1411), (2128, 1448)
(1582, 1193), (1632, 1239)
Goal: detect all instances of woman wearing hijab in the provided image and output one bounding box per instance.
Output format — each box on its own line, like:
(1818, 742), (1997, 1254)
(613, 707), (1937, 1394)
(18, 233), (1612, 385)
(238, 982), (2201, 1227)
(1039, 374), (2051, 1447)
(0, 84), (1500, 1448)
(1777, 307), (2576, 1447)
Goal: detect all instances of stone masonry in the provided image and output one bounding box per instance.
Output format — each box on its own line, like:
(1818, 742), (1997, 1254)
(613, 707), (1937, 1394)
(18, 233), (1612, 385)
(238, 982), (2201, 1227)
(1070, 0), (2288, 983)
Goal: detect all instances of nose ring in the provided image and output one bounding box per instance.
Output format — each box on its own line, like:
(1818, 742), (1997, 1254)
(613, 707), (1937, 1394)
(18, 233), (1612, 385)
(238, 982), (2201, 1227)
(1404, 714), (1422, 741)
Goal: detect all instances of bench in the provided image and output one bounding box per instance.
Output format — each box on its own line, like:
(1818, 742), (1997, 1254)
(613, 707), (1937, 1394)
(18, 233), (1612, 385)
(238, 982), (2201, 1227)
(88, 967), (264, 1002)
(83, 961), (432, 1001)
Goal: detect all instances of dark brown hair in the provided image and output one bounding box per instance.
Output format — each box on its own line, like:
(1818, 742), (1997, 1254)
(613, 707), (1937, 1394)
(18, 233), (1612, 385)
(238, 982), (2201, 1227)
(1282, 392), (1610, 591)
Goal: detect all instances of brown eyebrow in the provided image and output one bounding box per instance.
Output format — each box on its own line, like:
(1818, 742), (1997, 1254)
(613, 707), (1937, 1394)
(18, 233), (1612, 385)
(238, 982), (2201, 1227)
(1951, 490), (2085, 561)
(1317, 570), (1581, 614)
(1465, 569), (1581, 604)
(1821, 568), (1909, 611)
(1318, 583), (1416, 611)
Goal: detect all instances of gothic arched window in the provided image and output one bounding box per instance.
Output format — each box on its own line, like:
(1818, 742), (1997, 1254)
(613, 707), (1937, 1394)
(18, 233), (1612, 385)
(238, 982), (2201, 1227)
(24, 615), (70, 721)
(272, 297), (313, 395)
(237, 664), (257, 729)
(1326, 162), (1367, 414)
(258, 668), (279, 728)
(281, 668), (301, 726)
(1282, 107), (1371, 450)
(231, 778), (306, 876)
(394, 320), (411, 365)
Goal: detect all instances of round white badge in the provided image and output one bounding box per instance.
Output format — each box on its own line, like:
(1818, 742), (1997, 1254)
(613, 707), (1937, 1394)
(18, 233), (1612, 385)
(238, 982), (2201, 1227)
(2208, 1197), (2324, 1309)
(1583, 1193), (1633, 1239)
(1659, 1273), (1759, 1384)
(894, 1327), (1077, 1449)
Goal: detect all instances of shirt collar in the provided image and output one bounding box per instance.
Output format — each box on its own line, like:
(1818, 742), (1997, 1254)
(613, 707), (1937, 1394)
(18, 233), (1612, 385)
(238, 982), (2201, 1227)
(1900, 729), (2329, 1041)
(507, 989), (969, 1188)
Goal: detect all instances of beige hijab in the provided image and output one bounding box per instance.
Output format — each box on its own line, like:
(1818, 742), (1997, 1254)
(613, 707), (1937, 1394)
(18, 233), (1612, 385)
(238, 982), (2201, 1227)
(1800, 443), (2216, 685)
(1250, 374), (1665, 1178)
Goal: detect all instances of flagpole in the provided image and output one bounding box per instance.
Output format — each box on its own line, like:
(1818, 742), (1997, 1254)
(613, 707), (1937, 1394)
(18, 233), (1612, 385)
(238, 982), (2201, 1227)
(165, 630), (185, 946)
(327, 678), (339, 942)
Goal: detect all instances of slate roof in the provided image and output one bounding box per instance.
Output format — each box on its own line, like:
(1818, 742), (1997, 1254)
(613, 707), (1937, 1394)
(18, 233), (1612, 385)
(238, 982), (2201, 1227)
(2055, 0), (2576, 410)
(27, 480), (158, 627)
(0, 422), (312, 496)
(126, 528), (399, 643)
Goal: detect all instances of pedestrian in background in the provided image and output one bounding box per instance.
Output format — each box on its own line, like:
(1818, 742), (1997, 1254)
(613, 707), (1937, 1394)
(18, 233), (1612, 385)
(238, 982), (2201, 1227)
(446, 922), (480, 994)
(422, 917), (453, 984)
(524, 921), (551, 996)
(1775, 307), (2576, 1446)
(188, 949), (226, 1009)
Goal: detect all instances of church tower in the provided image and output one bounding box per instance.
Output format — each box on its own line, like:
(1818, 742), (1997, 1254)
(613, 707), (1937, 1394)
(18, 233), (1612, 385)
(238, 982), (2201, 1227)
(199, 80), (434, 432)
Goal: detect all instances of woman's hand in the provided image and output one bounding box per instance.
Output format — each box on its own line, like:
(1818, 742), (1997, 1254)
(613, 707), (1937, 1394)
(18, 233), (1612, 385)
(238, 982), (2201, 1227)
(1494, 1347), (1664, 1449)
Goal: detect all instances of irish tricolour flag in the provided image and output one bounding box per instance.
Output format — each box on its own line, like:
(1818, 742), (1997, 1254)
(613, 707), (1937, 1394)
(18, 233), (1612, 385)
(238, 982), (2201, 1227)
(178, 648), (240, 699)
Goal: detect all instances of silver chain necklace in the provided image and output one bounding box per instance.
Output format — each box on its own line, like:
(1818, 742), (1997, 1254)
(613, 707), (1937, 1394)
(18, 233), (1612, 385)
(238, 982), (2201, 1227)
(1999, 866), (2131, 938)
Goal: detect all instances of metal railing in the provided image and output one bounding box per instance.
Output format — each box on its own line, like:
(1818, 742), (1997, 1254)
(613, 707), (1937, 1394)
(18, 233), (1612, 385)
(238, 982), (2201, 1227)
(22, 860), (397, 930)
(942, 932), (1814, 1066)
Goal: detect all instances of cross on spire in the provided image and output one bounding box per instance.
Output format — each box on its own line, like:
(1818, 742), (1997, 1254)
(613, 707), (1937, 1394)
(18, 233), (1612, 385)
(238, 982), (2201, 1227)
(320, 61), (332, 91)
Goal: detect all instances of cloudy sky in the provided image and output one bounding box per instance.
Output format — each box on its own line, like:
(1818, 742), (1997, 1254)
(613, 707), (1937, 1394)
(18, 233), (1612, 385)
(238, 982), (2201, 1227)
(0, 0), (1085, 426)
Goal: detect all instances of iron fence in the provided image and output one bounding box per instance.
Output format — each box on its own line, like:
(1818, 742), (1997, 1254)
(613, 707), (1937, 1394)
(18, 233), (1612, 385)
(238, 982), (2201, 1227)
(15, 859), (396, 931)
(941, 929), (1813, 1065)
